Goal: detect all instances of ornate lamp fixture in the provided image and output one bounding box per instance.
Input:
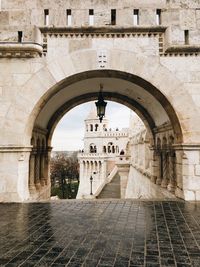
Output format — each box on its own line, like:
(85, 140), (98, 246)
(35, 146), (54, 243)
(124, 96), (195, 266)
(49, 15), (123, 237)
(95, 84), (107, 123)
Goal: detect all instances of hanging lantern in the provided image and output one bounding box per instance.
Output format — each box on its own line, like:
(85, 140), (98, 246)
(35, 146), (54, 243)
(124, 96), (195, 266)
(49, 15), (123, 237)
(95, 84), (107, 123)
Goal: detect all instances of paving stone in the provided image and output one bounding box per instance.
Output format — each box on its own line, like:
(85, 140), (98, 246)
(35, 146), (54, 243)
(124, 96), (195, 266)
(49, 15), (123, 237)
(0, 200), (199, 267)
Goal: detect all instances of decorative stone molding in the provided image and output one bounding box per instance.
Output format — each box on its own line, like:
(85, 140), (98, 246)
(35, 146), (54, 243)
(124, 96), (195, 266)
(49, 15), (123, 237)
(164, 45), (200, 56)
(0, 42), (43, 58)
(39, 26), (200, 57)
(39, 26), (167, 35)
(0, 146), (32, 153)
(173, 144), (200, 151)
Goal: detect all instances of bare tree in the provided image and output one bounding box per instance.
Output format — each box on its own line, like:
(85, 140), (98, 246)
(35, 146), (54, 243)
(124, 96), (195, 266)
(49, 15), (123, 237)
(50, 152), (79, 199)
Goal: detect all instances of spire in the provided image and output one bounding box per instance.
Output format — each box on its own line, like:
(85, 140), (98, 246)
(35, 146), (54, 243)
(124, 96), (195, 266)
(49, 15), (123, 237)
(86, 104), (98, 120)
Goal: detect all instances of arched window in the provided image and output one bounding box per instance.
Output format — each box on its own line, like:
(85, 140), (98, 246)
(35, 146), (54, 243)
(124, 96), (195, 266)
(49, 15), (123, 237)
(112, 146), (115, 153)
(89, 143), (97, 153)
(107, 142), (113, 153)
(103, 146), (106, 153)
(95, 124), (98, 131)
(120, 149), (125, 155)
(90, 124), (93, 131)
(90, 145), (93, 153)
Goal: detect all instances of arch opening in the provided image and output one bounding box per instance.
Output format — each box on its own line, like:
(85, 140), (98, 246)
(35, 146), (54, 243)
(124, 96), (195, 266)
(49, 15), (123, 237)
(28, 69), (183, 200)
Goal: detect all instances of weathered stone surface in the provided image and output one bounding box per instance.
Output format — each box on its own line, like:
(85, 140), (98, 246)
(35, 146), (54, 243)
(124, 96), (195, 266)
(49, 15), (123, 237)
(0, 0), (200, 201)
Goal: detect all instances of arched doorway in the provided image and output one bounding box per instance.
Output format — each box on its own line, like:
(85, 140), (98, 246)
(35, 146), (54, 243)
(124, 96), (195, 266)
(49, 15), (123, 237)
(2, 48), (199, 202)
(27, 69), (183, 200)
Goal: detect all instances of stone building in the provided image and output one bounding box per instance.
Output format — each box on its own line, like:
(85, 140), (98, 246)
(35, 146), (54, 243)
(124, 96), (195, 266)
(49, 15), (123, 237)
(77, 109), (177, 199)
(77, 107), (129, 198)
(0, 0), (200, 201)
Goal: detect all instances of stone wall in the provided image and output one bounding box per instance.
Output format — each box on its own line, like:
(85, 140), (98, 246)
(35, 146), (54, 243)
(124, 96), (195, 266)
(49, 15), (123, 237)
(0, 0), (199, 46)
(0, 0), (200, 201)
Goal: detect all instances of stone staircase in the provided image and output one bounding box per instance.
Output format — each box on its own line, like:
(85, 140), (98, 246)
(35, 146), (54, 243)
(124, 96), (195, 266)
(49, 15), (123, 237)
(97, 173), (121, 199)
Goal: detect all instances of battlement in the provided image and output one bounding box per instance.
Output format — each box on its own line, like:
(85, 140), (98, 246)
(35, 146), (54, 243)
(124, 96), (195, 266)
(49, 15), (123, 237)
(0, 0), (199, 52)
(103, 130), (129, 138)
(85, 128), (129, 138)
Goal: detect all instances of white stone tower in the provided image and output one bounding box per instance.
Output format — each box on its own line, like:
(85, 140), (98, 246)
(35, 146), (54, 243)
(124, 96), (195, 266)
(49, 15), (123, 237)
(77, 105), (129, 199)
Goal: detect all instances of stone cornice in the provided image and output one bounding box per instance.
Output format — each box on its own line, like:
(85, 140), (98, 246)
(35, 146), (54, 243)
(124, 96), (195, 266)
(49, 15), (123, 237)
(165, 45), (200, 53)
(0, 146), (32, 153)
(39, 26), (167, 34)
(0, 42), (43, 58)
(173, 144), (200, 151)
(33, 126), (48, 135)
(153, 122), (173, 134)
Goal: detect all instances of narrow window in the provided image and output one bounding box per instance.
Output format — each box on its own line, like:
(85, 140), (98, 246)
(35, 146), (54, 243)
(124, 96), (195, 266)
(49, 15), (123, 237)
(184, 30), (189, 45)
(89, 9), (94, 26)
(133, 9), (139, 25)
(111, 9), (116, 25)
(18, 31), (23, 42)
(66, 9), (72, 26)
(44, 9), (49, 26)
(156, 9), (161, 25)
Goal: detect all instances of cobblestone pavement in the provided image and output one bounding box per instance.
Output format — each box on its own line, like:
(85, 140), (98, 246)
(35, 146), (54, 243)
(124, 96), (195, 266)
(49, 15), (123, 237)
(0, 200), (200, 267)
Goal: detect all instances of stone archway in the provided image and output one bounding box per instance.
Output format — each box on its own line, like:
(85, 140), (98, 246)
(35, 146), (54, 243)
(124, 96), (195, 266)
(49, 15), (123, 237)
(1, 49), (200, 202)
(27, 67), (183, 201)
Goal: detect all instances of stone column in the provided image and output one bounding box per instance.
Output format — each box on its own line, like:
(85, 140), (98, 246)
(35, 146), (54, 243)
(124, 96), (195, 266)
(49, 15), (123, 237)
(85, 162), (89, 180)
(161, 152), (169, 188)
(29, 151), (36, 193)
(150, 148), (158, 184)
(45, 147), (52, 186)
(88, 161), (92, 179)
(97, 161), (100, 181)
(98, 162), (103, 180)
(40, 151), (46, 186)
(83, 162), (86, 181)
(35, 151), (41, 190)
(156, 151), (162, 185)
(167, 151), (176, 193)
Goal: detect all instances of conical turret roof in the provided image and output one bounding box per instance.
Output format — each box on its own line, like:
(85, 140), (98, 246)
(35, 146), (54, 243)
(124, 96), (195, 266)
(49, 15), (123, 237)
(86, 105), (98, 120)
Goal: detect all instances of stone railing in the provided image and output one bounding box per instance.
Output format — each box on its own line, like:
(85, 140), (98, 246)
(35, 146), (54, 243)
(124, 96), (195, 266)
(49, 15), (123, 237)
(95, 166), (118, 197)
(78, 152), (107, 158)
(132, 163), (152, 179)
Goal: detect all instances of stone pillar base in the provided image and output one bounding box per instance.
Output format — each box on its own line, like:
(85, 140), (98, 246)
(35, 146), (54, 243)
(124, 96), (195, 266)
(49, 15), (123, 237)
(35, 182), (41, 190)
(167, 183), (175, 193)
(161, 179), (168, 188)
(175, 187), (184, 199)
(156, 178), (162, 185)
(29, 185), (37, 194)
(40, 178), (46, 186)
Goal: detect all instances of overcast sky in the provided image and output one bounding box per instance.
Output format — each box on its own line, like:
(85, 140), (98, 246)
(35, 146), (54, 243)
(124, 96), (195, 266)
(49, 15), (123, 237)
(52, 101), (132, 151)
